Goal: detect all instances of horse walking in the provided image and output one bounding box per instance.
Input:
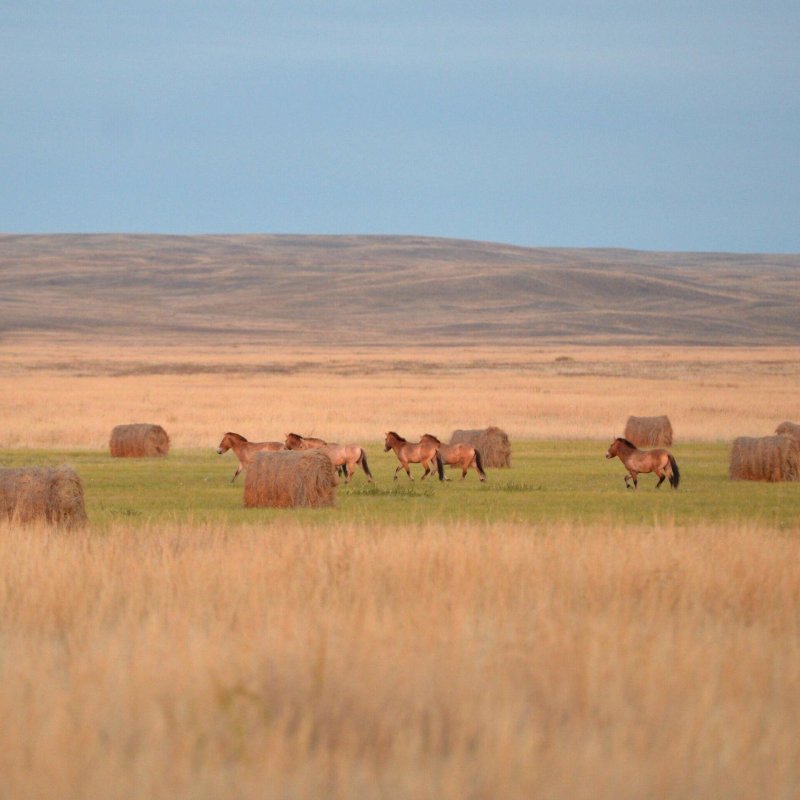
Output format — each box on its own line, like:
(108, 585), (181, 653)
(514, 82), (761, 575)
(420, 434), (487, 481)
(285, 432), (373, 483)
(605, 437), (680, 490)
(384, 431), (444, 481)
(216, 432), (284, 482)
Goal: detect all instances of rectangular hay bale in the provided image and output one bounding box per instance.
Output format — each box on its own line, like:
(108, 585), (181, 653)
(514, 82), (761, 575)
(110, 423), (170, 457)
(624, 415), (673, 448)
(729, 435), (800, 482)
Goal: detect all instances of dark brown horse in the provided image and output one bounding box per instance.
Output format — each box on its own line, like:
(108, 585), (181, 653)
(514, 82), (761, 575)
(216, 432), (284, 482)
(420, 434), (487, 481)
(285, 432), (373, 483)
(605, 437), (680, 489)
(384, 431), (444, 481)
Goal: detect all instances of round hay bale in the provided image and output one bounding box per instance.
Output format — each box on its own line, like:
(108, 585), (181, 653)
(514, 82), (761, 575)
(624, 415), (673, 448)
(109, 424), (170, 457)
(449, 426), (511, 468)
(729, 435), (800, 482)
(775, 421), (800, 443)
(243, 449), (337, 509)
(0, 466), (87, 528)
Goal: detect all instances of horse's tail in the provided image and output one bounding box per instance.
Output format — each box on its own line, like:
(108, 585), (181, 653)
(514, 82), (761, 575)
(474, 448), (487, 480)
(668, 454), (680, 489)
(359, 449), (374, 481)
(435, 450), (444, 481)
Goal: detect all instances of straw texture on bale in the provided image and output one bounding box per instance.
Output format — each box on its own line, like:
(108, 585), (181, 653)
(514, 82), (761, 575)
(243, 449), (337, 509)
(729, 435), (800, 482)
(624, 415), (673, 448)
(775, 421), (800, 443)
(0, 466), (87, 528)
(109, 424), (170, 457)
(450, 426), (511, 468)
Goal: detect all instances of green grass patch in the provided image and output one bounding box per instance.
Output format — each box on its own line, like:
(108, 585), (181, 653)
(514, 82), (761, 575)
(1, 441), (799, 529)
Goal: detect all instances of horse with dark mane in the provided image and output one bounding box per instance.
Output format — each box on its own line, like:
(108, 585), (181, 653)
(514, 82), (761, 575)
(216, 432), (284, 482)
(605, 437), (680, 490)
(420, 434), (486, 481)
(384, 431), (444, 481)
(285, 432), (373, 483)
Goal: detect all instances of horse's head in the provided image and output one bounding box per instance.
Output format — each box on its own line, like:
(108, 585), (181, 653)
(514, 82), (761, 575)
(605, 438), (620, 458)
(384, 431), (401, 451)
(285, 433), (304, 449)
(217, 432), (245, 454)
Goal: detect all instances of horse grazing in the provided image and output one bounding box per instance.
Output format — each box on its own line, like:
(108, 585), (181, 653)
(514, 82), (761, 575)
(384, 431), (444, 481)
(605, 437), (680, 490)
(285, 432), (373, 483)
(420, 434), (487, 481)
(216, 432), (284, 482)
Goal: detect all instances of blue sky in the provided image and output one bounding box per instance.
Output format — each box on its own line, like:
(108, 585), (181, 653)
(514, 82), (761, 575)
(2, 1), (799, 251)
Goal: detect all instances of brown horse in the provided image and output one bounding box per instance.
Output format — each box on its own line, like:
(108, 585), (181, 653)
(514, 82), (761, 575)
(384, 431), (444, 481)
(216, 432), (284, 482)
(420, 434), (487, 481)
(605, 437), (680, 490)
(285, 432), (373, 483)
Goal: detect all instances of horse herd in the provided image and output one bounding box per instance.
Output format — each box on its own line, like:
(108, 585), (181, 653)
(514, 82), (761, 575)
(216, 431), (681, 490)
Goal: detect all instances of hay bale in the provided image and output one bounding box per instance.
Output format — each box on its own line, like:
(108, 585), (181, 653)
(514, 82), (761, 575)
(0, 466), (87, 528)
(729, 435), (800, 482)
(624, 415), (673, 448)
(243, 449), (337, 509)
(449, 426), (511, 468)
(109, 424), (170, 457)
(775, 421), (800, 443)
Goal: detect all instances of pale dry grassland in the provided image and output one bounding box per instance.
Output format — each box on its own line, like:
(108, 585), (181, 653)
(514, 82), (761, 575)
(1, 339), (798, 448)
(1, 520), (798, 799)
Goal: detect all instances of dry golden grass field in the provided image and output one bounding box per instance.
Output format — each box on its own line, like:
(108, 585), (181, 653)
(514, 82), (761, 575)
(1, 234), (799, 798)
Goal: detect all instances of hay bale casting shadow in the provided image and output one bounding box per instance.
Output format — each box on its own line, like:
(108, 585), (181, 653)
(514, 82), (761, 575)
(624, 415), (673, 448)
(729, 435), (800, 482)
(109, 424), (170, 457)
(450, 426), (511, 468)
(244, 449), (338, 509)
(0, 466), (87, 528)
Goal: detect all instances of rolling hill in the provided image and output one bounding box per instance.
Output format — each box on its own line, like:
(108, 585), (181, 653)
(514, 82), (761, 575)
(1, 234), (797, 346)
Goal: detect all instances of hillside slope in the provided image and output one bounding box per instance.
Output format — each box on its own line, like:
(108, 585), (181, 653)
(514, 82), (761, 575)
(1, 234), (797, 346)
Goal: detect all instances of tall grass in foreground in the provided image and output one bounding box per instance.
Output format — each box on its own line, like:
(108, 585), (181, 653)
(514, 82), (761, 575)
(1, 521), (798, 799)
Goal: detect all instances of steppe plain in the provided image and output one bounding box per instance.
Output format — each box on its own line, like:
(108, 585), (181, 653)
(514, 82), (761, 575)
(1, 235), (799, 799)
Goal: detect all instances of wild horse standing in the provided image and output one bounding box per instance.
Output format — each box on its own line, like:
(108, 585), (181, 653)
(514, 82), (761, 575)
(285, 432), (373, 483)
(605, 437), (680, 490)
(216, 432), (284, 482)
(384, 431), (444, 481)
(419, 434), (487, 481)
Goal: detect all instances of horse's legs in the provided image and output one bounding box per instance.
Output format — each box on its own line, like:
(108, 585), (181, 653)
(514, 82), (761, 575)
(346, 462), (355, 483)
(655, 470), (666, 488)
(625, 471), (638, 489)
(461, 462), (468, 480)
(394, 464), (403, 481)
(420, 459), (431, 480)
(231, 465), (242, 483)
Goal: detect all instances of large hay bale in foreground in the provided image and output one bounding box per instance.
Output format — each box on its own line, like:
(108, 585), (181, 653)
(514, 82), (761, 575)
(0, 466), (87, 528)
(775, 421), (800, 443)
(729, 435), (800, 482)
(450, 426), (511, 468)
(244, 449), (337, 509)
(109, 424), (170, 457)
(624, 415), (673, 448)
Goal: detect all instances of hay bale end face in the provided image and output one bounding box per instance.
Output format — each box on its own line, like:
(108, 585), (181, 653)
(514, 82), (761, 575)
(624, 415), (673, 448)
(450, 426), (511, 468)
(0, 466), (87, 528)
(775, 421), (800, 442)
(244, 449), (337, 509)
(729, 435), (800, 482)
(109, 424), (170, 457)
